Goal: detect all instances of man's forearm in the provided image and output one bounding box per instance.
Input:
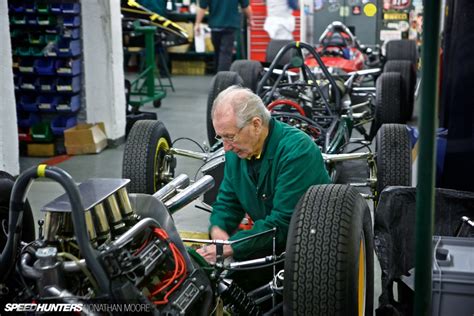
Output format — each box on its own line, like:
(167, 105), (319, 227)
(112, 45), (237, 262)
(195, 7), (206, 25)
(242, 7), (252, 24)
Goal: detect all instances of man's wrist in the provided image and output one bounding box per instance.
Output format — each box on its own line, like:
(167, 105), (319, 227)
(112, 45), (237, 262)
(224, 244), (234, 257)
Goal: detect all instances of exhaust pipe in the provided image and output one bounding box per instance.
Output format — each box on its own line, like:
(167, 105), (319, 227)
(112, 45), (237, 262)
(153, 174), (190, 202)
(165, 175), (214, 214)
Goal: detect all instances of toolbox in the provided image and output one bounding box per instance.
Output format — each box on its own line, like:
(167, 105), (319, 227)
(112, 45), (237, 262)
(401, 236), (474, 316)
(431, 236), (474, 316)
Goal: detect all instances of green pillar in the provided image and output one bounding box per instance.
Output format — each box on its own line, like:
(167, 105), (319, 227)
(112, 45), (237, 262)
(414, 1), (442, 315)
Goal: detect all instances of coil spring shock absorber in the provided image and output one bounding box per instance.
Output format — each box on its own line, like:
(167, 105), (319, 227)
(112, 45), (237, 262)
(218, 279), (260, 315)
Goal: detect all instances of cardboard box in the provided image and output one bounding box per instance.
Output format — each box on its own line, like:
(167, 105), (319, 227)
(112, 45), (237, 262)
(171, 60), (206, 75)
(64, 122), (107, 155)
(27, 143), (55, 157)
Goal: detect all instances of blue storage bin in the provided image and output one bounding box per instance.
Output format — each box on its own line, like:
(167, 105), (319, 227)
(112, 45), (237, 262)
(63, 16), (81, 27)
(45, 27), (60, 35)
(18, 112), (41, 128)
(51, 115), (77, 136)
(37, 95), (58, 112)
(19, 77), (36, 91)
(19, 95), (38, 112)
(34, 59), (56, 75)
(56, 39), (81, 57)
(10, 3), (25, 13)
(56, 95), (80, 113)
(55, 59), (81, 76)
(36, 77), (56, 92)
(15, 94), (21, 110)
(27, 16), (37, 26)
(24, 3), (36, 13)
(62, 28), (81, 39)
(50, 3), (62, 14)
(19, 60), (35, 74)
(56, 76), (80, 93)
(61, 3), (80, 14)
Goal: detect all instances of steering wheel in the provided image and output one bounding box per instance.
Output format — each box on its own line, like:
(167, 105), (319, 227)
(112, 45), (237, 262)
(267, 99), (306, 116)
(321, 46), (346, 58)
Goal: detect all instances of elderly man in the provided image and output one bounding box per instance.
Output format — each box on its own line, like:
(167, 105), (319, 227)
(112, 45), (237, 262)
(197, 86), (330, 263)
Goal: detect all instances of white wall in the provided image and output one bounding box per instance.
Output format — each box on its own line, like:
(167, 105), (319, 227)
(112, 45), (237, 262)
(82, 0), (126, 140)
(0, 0), (19, 175)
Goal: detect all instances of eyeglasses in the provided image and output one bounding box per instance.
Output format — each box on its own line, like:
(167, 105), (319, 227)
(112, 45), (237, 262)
(215, 126), (245, 143)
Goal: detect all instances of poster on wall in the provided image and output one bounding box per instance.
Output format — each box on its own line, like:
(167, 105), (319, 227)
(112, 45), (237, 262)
(380, 0), (423, 48)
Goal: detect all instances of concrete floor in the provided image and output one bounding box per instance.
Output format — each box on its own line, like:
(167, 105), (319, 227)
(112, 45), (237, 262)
(20, 75), (214, 233)
(18, 74), (400, 311)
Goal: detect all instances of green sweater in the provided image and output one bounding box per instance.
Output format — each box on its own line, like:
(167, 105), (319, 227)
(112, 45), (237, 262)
(198, 0), (249, 30)
(210, 119), (331, 260)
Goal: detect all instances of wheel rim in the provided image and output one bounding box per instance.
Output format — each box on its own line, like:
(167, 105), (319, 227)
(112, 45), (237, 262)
(358, 233), (367, 316)
(153, 137), (170, 192)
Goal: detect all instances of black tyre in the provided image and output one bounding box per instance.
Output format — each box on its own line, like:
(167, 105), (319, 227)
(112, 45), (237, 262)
(384, 60), (416, 121)
(122, 120), (174, 194)
(385, 39), (418, 66)
(230, 60), (263, 93)
(265, 39), (293, 66)
(371, 72), (405, 137)
(207, 71), (243, 146)
(375, 123), (412, 197)
(284, 184), (374, 316)
(0, 171), (35, 251)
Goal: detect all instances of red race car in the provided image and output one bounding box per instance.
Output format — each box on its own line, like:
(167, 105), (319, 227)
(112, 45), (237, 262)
(306, 21), (370, 74)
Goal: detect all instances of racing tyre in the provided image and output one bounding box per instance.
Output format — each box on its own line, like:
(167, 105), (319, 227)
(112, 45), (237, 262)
(266, 39), (293, 66)
(385, 39), (418, 66)
(122, 120), (174, 194)
(375, 123), (412, 197)
(230, 60), (263, 93)
(384, 60), (416, 121)
(371, 72), (405, 138)
(207, 71), (243, 146)
(0, 171), (35, 251)
(284, 184), (374, 316)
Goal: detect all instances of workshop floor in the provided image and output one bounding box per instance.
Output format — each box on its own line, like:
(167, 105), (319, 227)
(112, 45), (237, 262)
(20, 75), (213, 233)
(19, 74), (421, 311)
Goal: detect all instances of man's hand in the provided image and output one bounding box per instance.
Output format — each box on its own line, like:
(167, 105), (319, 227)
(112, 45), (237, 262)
(196, 226), (233, 264)
(196, 244), (233, 264)
(247, 17), (254, 29)
(194, 23), (201, 36)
